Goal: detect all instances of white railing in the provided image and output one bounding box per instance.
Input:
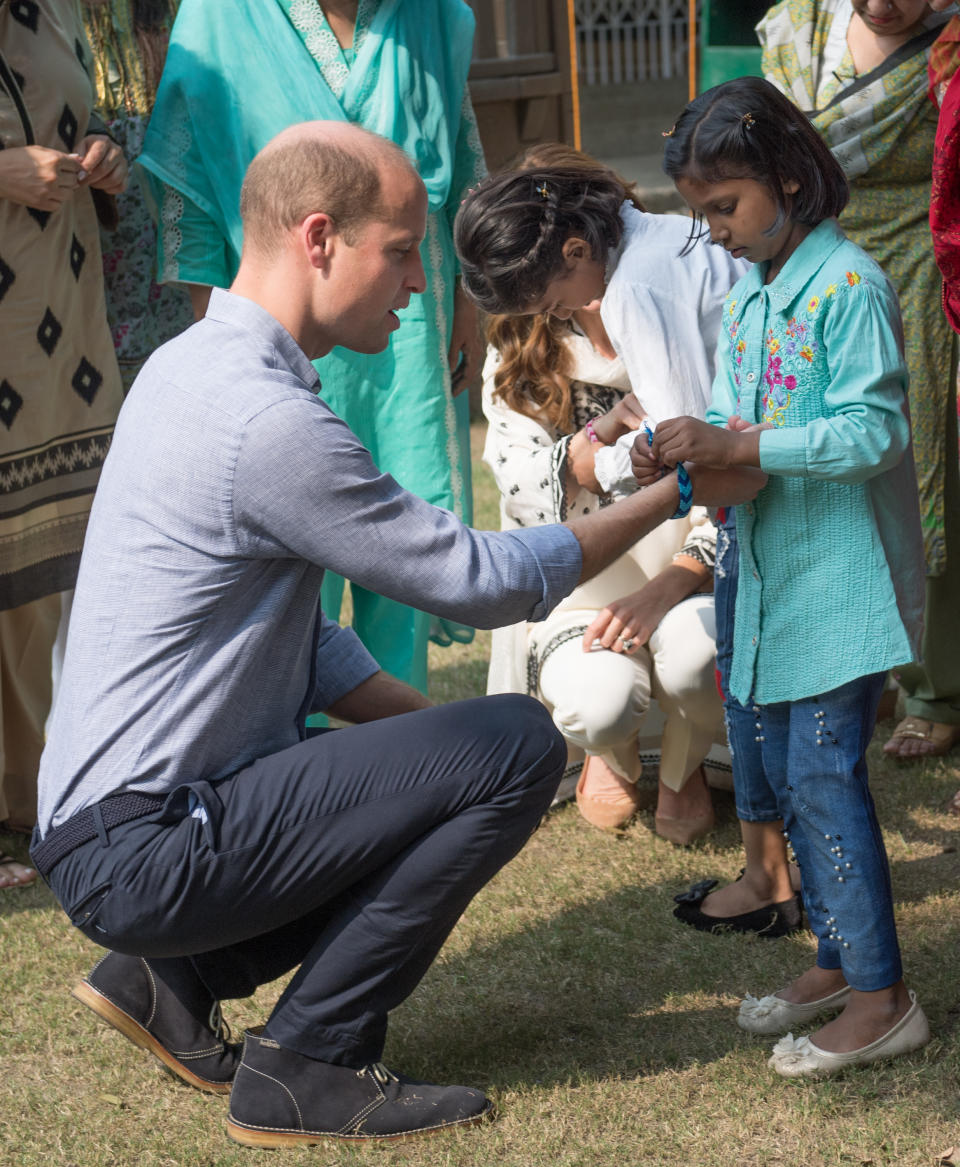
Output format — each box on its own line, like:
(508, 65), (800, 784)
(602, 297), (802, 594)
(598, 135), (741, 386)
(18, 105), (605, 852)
(575, 0), (694, 85)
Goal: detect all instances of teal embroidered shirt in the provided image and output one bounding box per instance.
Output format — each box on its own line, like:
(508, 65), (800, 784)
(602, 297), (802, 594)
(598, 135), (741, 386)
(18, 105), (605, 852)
(706, 219), (925, 705)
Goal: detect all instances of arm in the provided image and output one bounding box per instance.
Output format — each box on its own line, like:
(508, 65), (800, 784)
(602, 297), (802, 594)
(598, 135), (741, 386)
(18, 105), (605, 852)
(326, 669), (432, 722)
(155, 181), (232, 307)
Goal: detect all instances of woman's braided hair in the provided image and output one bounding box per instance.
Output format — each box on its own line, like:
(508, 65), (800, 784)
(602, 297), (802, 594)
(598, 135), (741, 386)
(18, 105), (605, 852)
(454, 159), (628, 315)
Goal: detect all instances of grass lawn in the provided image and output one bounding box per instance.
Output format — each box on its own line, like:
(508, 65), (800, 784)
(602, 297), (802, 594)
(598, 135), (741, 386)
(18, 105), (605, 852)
(2, 425), (958, 1166)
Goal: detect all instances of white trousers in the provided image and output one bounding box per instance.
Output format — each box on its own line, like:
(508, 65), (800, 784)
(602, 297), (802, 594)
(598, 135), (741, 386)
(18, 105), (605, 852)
(533, 594), (723, 792)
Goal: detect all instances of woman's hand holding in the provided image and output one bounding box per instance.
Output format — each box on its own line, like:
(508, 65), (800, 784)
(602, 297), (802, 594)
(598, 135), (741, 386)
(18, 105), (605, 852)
(589, 393), (647, 446)
(77, 134), (128, 194)
(448, 283), (482, 395)
(0, 145), (82, 210)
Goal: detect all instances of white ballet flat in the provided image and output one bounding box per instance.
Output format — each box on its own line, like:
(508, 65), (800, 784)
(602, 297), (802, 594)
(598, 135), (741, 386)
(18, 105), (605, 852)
(738, 985), (851, 1034)
(767, 991), (930, 1078)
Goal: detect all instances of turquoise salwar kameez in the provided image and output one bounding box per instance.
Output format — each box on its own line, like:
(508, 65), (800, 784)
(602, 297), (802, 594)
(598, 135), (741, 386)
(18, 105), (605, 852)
(138, 0), (484, 691)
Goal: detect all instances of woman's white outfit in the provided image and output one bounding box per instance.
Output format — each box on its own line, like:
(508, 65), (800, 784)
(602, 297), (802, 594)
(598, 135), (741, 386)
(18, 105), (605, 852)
(482, 334), (725, 792)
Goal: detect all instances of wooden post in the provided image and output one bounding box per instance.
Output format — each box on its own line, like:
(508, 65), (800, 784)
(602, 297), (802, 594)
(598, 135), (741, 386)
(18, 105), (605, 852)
(567, 0), (581, 150)
(688, 0), (697, 100)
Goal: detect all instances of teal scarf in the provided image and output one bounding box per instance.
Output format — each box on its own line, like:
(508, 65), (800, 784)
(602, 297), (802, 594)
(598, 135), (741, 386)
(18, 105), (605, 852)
(138, 0), (475, 274)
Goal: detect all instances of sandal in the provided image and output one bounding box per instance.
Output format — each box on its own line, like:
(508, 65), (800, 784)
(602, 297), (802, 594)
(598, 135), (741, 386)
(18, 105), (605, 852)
(882, 717), (960, 759)
(0, 853), (37, 889)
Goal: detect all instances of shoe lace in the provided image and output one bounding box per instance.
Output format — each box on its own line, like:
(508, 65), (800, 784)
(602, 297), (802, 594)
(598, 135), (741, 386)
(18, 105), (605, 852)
(360, 1062), (398, 1087)
(208, 1001), (232, 1044)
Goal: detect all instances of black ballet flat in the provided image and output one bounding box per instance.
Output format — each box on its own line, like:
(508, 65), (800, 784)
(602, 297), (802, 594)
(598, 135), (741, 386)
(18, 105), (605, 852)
(672, 878), (803, 938)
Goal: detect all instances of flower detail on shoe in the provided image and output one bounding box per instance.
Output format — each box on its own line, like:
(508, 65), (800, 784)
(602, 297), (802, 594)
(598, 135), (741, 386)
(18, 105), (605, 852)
(737, 985), (850, 1033)
(673, 878), (718, 906)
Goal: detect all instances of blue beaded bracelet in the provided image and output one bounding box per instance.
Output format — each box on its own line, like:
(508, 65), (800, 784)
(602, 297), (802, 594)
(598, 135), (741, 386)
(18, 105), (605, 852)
(671, 463), (693, 520)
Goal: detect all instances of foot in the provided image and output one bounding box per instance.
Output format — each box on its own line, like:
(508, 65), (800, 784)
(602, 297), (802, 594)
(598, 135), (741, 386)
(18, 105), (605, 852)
(807, 983), (914, 1054)
(73, 951), (241, 1093)
(0, 853), (37, 889)
(655, 767), (714, 845)
(575, 756), (641, 830)
(775, 964), (848, 1006)
(948, 788), (960, 817)
(699, 866), (795, 919)
(227, 1028), (494, 1146)
(882, 717), (960, 759)
(674, 876), (802, 939)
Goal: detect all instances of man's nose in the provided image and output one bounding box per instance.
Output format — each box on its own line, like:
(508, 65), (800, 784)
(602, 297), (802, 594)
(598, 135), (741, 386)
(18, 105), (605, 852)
(408, 252), (426, 294)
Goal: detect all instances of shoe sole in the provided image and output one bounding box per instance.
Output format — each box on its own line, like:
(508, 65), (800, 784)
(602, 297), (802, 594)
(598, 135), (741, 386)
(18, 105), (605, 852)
(225, 1103), (496, 1147)
(72, 979), (233, 1094)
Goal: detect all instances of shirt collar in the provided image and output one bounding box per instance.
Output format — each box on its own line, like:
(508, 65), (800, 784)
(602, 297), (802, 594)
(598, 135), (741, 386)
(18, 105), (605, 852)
(752, 219), (847, 313)
(204, 288), (320, 389)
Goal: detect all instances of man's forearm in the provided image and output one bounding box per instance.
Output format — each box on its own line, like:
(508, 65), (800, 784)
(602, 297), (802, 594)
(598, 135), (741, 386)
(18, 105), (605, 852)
(326, 670), (432, 724)
(565, 475), (678, 584)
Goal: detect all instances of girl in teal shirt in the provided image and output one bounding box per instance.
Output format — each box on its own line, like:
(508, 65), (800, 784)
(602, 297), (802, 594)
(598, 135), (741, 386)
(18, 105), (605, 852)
(649, 76), (928, 1078)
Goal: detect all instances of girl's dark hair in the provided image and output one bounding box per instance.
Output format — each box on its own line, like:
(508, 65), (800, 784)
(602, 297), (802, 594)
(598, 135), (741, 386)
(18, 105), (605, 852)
(663, 76), (848, 247)
(455, 147), (634, 314)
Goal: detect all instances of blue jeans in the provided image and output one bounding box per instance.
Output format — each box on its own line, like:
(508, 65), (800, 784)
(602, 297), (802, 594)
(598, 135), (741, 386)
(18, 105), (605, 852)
(714, 510), (780, 822)
(752, 671), (901, 991)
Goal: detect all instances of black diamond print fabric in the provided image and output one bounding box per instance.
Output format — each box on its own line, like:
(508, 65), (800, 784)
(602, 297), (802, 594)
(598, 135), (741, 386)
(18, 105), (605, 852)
(0, 257), (14, 303)
(9, 0), (39, 33)
(69, 234), (85, 280)
(0, 381), (24, 429)
(71, 358), (103, 405)
(57, 104), (78, 151)
(26, 206), (50, 230)
(37, 308), (62, 356)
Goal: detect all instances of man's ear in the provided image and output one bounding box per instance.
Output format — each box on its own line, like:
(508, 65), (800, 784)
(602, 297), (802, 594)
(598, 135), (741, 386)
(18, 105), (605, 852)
(560, 236), (592, 265)
(302, 212), (337, 269)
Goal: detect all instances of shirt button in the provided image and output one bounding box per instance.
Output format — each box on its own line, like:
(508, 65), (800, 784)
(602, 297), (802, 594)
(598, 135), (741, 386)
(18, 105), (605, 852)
(752, 636), (758, 645)
(746, 371), (756, 382)
(752, 569), (759, 580)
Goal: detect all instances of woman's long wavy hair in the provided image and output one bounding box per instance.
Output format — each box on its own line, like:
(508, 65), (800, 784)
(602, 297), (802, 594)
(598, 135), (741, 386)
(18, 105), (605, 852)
(484, 144), (644, 431)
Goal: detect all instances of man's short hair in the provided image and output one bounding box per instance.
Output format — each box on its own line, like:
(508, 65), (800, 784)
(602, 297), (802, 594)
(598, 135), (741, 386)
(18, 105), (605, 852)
(239, 129), (409, 255)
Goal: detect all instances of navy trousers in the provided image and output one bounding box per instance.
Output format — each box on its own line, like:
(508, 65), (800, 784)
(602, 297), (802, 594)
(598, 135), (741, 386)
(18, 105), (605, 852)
(48, 695), (565, 1065)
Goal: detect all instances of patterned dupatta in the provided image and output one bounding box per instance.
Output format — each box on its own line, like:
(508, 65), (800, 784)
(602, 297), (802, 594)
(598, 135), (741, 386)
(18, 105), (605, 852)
(758, 0), (950, 180)
(930, 18), (960, 335)
(137, 0), (474, 271)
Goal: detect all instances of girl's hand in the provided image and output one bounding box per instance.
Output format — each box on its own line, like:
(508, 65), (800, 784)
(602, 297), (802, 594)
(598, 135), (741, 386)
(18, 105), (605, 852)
(0, 145), (82, 210)
(629, 431), (665, 487)
(448, 284), (482, 395)
(652, 415), (739, 468)
(77, 134), (128, 194)
(589, 394), (647, 445)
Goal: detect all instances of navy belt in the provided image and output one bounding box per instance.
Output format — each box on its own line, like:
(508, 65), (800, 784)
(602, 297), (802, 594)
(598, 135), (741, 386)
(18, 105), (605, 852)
(31, 790), (167, 878)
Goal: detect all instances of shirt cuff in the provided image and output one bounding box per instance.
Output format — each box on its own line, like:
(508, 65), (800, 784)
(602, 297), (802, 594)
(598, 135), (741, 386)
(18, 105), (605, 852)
(594, 431), (640, 495)
(500, 524), (582, 622)
(311, 624), (381, 712)
(758, 427), (808, 477)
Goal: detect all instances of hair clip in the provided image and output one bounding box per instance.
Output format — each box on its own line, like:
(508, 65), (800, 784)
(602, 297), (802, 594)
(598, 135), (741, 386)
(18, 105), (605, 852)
(661, 124), (676, 138)
(741, 112), (756, 129)
(536, 181), (549, 200)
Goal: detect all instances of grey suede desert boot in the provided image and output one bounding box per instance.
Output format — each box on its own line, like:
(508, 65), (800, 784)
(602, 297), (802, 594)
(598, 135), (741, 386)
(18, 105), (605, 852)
(72, 951), (241, 1093)
(226, 1028), (495, 1146)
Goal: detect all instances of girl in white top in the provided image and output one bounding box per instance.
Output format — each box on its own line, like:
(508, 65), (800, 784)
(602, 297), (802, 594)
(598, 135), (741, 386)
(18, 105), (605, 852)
(458, 144), (748, 839)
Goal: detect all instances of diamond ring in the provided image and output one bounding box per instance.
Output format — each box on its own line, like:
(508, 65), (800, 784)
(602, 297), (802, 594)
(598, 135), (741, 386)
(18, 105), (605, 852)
(620, 637), (635, 652)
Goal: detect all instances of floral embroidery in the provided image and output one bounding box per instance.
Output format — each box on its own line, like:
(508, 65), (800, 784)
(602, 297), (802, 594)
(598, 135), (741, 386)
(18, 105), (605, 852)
(800, 345), (814, 362)
(825, 283), (838, 298)
(808, 295), (820, 312)
(762, 354), (794, 426)
(766, 330), (780, 355)
(728, 299), (737, 315)
(846, 271), (861, 286)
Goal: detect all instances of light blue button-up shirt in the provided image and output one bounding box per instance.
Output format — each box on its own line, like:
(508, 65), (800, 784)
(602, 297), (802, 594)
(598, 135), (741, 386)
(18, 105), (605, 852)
(706, 219), (925, 705)
(37, 290), (581, 834)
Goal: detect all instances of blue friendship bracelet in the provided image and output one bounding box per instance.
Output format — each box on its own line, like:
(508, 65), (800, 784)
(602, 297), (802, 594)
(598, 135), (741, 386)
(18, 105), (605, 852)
(671, 463), (692, 519)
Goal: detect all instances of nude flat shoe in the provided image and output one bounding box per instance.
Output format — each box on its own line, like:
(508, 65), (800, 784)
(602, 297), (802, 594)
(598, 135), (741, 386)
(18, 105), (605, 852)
(575, 767), (642, 831)
(738, 985), (851, 1034)
(767, 991), (929, 1077)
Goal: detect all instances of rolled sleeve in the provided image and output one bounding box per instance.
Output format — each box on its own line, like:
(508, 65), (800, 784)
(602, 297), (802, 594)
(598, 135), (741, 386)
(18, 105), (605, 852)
(495, 525), (582, 621)
(311, 614), (381, 712)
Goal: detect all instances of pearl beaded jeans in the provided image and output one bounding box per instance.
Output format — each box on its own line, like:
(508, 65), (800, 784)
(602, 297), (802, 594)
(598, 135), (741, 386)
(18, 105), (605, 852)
(751, 671), (902, 991)
(714, 511), (780, 822)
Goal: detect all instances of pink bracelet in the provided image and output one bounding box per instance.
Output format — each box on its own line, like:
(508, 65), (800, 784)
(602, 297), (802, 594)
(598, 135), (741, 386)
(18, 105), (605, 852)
(585, 418), (600, 444)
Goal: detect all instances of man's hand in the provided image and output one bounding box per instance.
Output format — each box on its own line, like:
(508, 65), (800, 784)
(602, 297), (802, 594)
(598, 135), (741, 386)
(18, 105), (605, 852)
(688, 463), (767, 507)
(77, 134), (128, 194)
(448, 283), (482, 395)
(0, 145), (82, 210)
